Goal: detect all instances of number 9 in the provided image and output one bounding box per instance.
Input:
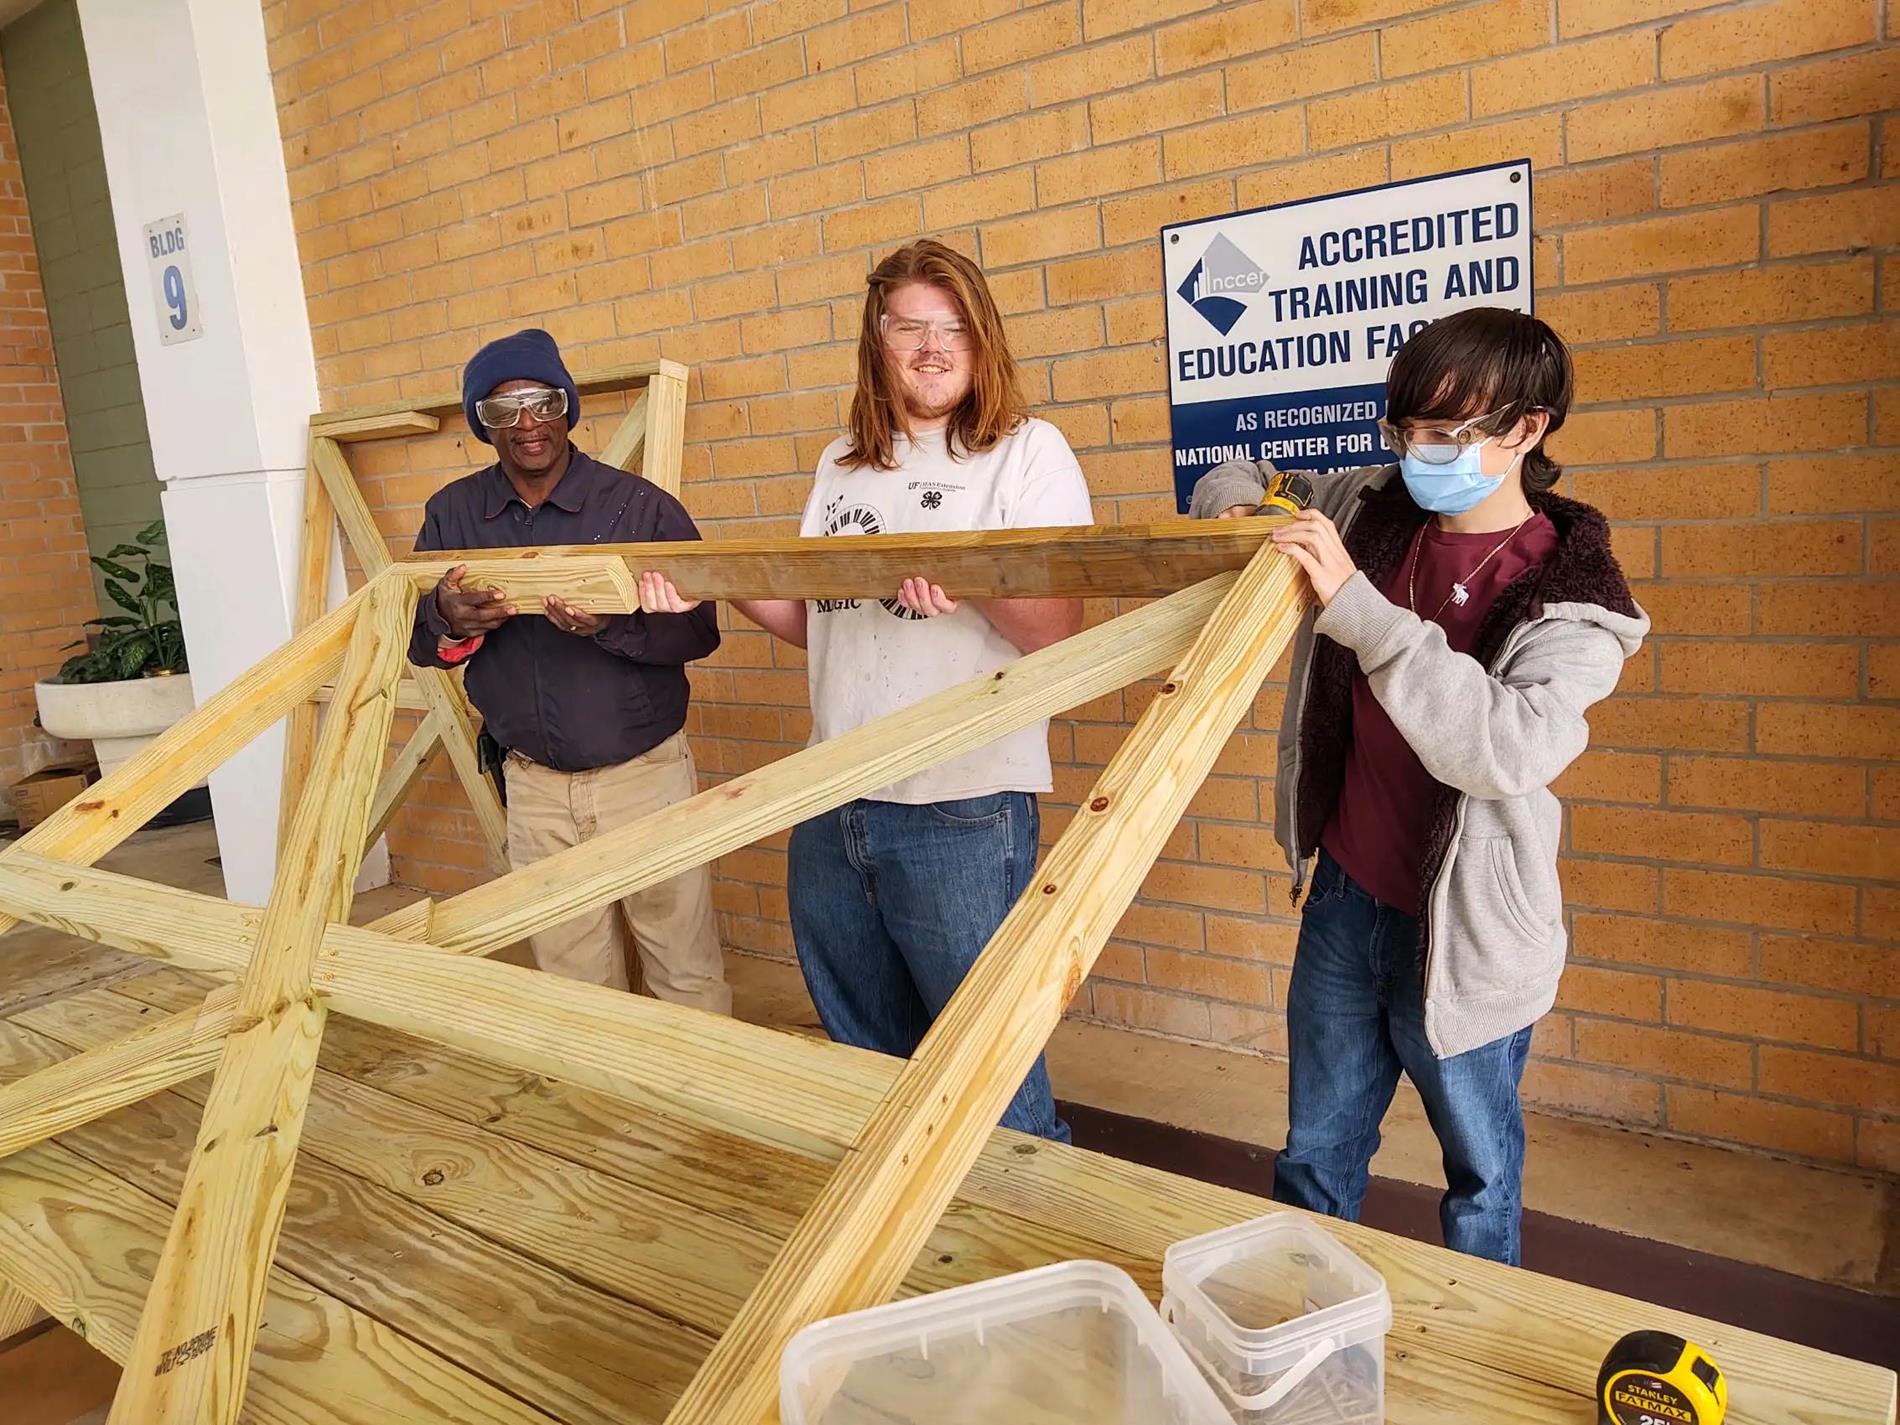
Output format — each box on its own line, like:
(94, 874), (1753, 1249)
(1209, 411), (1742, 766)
(162, 265), (188, 331)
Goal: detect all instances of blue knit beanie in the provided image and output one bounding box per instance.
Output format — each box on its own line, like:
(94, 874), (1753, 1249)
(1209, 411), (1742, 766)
(461, 328), (580, 444)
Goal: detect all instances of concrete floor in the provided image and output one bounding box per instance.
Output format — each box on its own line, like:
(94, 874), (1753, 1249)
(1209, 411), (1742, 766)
(1, 820), (1892, 1422)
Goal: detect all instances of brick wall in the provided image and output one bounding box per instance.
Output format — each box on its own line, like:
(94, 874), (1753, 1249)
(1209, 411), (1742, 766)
(263, 0), (1897, 1173)
(0, 54), (98, 812)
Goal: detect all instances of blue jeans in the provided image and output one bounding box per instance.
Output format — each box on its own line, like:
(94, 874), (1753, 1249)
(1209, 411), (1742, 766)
(1275, 850), (1533, 1264)
(788, 793), (1070, 1142)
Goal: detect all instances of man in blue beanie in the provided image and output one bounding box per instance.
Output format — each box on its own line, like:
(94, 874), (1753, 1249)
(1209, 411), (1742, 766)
(407, 329), (731, 1014)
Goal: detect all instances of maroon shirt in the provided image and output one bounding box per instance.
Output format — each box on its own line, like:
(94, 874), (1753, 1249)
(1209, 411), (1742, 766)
(1322, 513), (1559, 914)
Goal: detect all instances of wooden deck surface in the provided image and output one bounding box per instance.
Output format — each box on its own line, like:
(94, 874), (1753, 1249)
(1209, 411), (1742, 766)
(0, 933), (1892, 1425)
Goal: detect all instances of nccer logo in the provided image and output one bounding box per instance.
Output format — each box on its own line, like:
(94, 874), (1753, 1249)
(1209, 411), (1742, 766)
(1177, 233), (1266, 336)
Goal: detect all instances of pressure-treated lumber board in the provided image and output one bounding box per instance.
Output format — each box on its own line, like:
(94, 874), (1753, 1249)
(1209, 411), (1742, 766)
(666, 541), (1309, 1424)
(599, 387), (650, 472)
(108, 581), (410, 1425)
(364, 708), (445, 852)
(430, 574), (1235, 954)
(0, 1279), (44, 1340)
(310, 358), (668, 426)
(0, 1141), (564, 1425)
(279, 441), (335, 845)
(405, 517), (1282, 605)
(312, 678), (431, 710)
(0, 1011), (710, 1425)
(0, 984), (233, 1159)
(640, 363), (688, 497)
(306, 410), (440, 442)
(0, 585), (362, 942)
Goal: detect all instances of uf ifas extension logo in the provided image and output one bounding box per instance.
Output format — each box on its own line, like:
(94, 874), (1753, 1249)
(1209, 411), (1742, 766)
(1177, 233), (1266, 336)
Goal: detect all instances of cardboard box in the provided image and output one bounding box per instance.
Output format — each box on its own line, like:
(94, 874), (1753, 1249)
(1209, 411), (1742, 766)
(10, 765), (96, 831)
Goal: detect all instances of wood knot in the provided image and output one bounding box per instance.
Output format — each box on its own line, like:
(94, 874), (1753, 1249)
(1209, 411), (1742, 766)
(1041, 883), (1057, 895)
(421, 1168), (445, 1187)
(1161, 682), (1177, 694)
(1089, 796), (1109, 812)
(75, 800), (104, 812)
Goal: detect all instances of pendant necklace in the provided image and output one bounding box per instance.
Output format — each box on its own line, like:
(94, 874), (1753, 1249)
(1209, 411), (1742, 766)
(1407, 513), (1535, 624)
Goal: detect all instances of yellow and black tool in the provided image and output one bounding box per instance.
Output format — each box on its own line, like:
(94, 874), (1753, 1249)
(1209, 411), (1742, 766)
(1598, 1330), (1727, 1425)
(1258, 468), (1315, 516)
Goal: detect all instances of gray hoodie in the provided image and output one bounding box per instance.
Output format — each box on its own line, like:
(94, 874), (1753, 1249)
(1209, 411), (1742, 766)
(1190, 460), (1650, 1059)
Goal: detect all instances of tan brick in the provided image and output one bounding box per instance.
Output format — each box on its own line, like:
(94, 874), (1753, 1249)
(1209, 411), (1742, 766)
(1662, 520), (1861, 578)
(1146, 948), (1274, 1004)
(1628, 584), (1751, 636)
(1879, 770), (1900, 821)
(1669, 258), (1874, 332)
(816, 101), (918, 164)
(1664, 640), (1863, 698)
(1755, 578), (1899, 637)
(1669, 978), (1860, 1051)
(1572, 804), (1754, 866)
(964, 2), (1081, 75)
(1758, 932), (1895, 997)
(918, 70), (1027, 137)
(1661, 123), (1869, 207)
(1565, 208), (1759, 284)
(1027, 35), (1154, 106)
(1569, 463), (1757, 520)
(1091, 73), (1225, 146)
(1568, 75), (1764, 163)
(681, 184), (767, 240)
(1089, 981), (1214, 1039)
(1559, 0), (1725, 38)
(1382, 0), (1547, 78)
(1140, 859), (1267, 914)
(821, 194), (922, 253)
(1761, 821), (1898, 882)
(1867, 885), (1900, 942)
(1047, 247), (1156, 305)
(1767, 187), (1900, 257)
(1535, 158), (1657, 229)
(922, 169), (1035, 229)
(1772, 47), (1900, 126)
(864, 136), (971, 200)
(1574, 1019), (1754, 1090)
(1052, 345), (1167, 401)
(1561, 856), (1661, 912)
(1764, 321), (1900, 389)
(672, 96), (761, 158)
(1227, 34), (1376, 110)
(971, 106), (1091, 172)
(1308, 71), (1467, 151)
(770, 161), (863, 218)
(1155, 0), (1298, 72)
(981, 205), (1101, 268)
(1523, 1060), (1664, 1126)
(1102, 178), (1234, 246)
(1083, 0), (1217, 41)
(1761, 1047), (1898, 1114)
(1037, 138), (1162, 206)
(1592, 695), (1751, 753)
(712, 39), (806, 101)
(761, 70), (856, 133)
(1236, 149), (1390, 211)
(1663, 867), (1857, 934)
(1554, 748), (1664, 804)
(1667, 1085), (1854, 1161)
(1571, 913), (1753, 977)
(1164, 108), (1304, 179)
(1660, 0), (1874, 80)
(1574, 336), (1756, 404)
(1473, 32), (1656, 118)
(1009, 306), (1106, 359)
(1663, 392), (1864, 458)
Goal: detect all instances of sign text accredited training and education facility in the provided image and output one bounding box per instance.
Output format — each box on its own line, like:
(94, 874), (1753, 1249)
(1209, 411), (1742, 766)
(1161, 160), (1534, 510)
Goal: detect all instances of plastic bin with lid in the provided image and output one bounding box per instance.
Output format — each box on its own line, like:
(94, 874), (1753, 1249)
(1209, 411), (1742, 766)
(1161, 1213), (1392, 1423)
(779, 1258), (1231, 1425)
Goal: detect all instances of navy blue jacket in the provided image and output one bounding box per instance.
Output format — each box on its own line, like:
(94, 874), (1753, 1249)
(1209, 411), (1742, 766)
(408, 448), (719, 772)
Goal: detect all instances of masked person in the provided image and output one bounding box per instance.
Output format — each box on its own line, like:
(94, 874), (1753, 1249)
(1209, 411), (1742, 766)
(409, 328), (731, 1014)
(1190, 307), (1648, 1264)
(639, 240), (1092, 1140)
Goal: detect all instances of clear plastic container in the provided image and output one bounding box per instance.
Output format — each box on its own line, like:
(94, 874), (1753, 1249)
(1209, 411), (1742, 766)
(1161, 1214), (1391, 1424)
(779, 1259), (1232, 1425)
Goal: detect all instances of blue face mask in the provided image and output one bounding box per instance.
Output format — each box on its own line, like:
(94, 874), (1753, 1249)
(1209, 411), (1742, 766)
(1400, 440), (1515, 515)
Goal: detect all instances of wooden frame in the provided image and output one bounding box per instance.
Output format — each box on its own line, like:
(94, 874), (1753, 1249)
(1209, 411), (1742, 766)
(282, 361), (694, 871)
(0, 502), (1310, 1422)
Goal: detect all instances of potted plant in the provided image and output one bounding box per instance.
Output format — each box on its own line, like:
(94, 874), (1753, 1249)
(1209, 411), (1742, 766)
(34, 522), (199, 786)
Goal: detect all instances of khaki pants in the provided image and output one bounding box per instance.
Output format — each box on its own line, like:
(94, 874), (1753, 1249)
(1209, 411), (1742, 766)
(504, 733), (731, 1015)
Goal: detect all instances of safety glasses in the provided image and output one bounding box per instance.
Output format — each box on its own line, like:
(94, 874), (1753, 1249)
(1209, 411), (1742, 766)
(1378, 407), (1516, 465)
(476, 386), (569, 430)
(879, 314), (973, 352)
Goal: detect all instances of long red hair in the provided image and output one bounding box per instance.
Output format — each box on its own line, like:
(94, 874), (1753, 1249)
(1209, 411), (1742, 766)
(839, 239), (1027, 471)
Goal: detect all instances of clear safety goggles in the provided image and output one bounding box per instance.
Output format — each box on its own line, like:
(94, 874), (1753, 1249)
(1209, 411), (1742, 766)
(879, 314), (973, 352)
(476, 386), (569, 430)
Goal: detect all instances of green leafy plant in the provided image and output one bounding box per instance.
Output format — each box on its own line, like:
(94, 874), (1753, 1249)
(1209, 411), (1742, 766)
(55, 521), (189, 684)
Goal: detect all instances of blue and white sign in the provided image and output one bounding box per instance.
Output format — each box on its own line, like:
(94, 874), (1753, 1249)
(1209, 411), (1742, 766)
(142, 213), (203, 346)
(1162, 160), (1533, 510)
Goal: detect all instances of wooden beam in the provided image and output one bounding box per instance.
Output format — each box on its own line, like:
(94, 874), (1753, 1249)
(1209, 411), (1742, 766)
(428, 574), (1236, 955)
(402, 518), (1283, 606)
(280, 440), (336, 845)
(108, 580), (411, 1425)
(306, 410), (440, 442)
(665, 542), (1308, 1424)
(0, 985), (235, 1161)
(309, 435), (390, 577)
(364, 709), (445, 853)
(598, 388), (649, 472)
(313, 677), (430, 711)
(640, 361), (689, 497)
(309, 359), (668, 426)
(0, 586), (363, 941)
(0, 1281), (45, 1342)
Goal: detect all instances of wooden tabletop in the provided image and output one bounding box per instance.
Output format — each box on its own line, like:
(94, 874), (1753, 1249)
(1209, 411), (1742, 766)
(0, 946), (1892, 1425)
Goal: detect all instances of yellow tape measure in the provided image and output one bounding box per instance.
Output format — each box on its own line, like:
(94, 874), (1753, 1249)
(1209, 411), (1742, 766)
(1599, 1331), (1727, 1425)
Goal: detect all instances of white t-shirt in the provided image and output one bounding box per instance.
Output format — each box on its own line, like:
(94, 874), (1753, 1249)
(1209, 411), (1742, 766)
(800, 418), (1094, 804)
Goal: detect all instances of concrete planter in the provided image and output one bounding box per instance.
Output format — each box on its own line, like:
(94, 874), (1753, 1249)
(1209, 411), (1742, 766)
(34, 671), (197, 779)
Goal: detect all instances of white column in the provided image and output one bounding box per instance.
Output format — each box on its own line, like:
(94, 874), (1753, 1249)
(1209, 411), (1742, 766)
(75, 0), (384, 902)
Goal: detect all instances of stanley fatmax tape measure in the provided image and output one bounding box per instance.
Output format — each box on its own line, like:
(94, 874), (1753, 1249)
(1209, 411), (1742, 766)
(1599, 1331), (1728, 1425)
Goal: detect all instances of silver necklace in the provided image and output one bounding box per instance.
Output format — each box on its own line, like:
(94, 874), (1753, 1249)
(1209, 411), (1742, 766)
(1407, 513), (1535, 623)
